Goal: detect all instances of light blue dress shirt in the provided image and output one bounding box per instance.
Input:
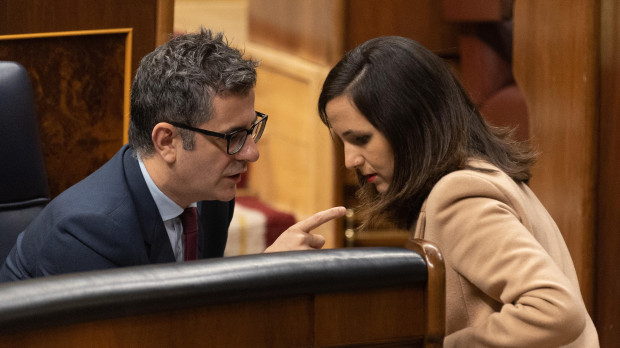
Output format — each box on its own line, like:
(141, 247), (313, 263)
(137, 155), (196, 262)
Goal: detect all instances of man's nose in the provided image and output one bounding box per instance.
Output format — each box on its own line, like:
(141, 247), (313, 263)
(234, 137), (260, 162)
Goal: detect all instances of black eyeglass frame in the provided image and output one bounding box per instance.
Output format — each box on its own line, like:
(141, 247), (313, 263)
(168, 111), (268, 155)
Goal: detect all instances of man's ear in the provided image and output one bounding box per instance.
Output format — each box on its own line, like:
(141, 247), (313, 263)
(152, 122), (178, 163)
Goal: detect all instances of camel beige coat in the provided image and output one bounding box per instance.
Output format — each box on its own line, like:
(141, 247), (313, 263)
(411, 159), (599, 347)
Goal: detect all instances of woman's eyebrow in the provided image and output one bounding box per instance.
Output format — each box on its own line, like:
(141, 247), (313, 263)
(342, 129), (367, 137)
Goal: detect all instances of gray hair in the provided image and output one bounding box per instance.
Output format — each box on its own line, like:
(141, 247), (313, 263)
(129, 28), (259, 156)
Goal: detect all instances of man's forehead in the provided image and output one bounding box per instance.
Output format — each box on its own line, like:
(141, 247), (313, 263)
(203, 92), (255, 130)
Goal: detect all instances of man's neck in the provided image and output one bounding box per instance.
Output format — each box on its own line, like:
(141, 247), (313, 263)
(141, 156), (189, 208)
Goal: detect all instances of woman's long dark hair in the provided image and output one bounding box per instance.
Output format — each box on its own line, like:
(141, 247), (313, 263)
(318, 36), (537, 230)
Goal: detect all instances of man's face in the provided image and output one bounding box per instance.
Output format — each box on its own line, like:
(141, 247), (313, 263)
(173, 90), (259, 204)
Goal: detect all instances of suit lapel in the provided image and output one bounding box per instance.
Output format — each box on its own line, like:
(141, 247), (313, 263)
(198, 199), (234, 258)
(122, 146), (176, 264)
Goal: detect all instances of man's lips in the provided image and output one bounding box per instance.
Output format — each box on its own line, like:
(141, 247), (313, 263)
(225, 170), (246, 182)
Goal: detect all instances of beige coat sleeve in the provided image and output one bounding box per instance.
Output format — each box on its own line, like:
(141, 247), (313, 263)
(424, 172), (587, 347)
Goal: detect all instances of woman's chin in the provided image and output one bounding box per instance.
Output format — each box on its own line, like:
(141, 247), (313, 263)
(374, 182), (389, 194)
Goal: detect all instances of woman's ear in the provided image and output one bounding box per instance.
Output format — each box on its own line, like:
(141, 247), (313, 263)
(151, 122), (178, 163)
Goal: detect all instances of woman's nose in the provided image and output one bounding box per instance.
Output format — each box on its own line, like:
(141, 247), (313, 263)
(344, 146), (362, 170)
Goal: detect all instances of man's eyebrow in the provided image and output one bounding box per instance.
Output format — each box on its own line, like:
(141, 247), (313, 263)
(223, 115), (258, 133)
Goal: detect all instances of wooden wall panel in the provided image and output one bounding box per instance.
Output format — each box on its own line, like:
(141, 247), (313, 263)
(513, 0), (598, 311)
(244, 42), (337, 247)
(0, 287), (432, 348)
(156, 0), (175, 45)
(0, 0), (173, 195)
(0, 297), (314, 348)
(0, 30), (132, 197)
(249, 0), (457, 65)
(442, 0), (513, 22)
(596, 0), (620, 345)
(345, 0), (458, 54)
(314, 287), (425, 346)
(248, 0), (345, 66)
(0, 0), (174, 77)
(174, 0), (248, 43)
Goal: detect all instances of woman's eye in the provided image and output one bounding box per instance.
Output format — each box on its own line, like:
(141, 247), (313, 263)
(354, 135), (371, 145)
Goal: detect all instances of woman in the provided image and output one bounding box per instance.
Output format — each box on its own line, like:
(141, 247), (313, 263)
(318, 36), (598, 347)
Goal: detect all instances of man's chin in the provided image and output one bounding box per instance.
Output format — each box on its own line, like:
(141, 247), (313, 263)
(214, 187), (237, 202)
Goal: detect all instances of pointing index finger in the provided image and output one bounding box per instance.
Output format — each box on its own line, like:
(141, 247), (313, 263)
(295, 206), (347, 233)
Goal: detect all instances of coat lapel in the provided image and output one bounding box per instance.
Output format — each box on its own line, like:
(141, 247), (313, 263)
(198, 199), (234, 258)
(122, 146), (176, 264)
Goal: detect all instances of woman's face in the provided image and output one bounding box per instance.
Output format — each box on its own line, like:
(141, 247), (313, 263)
(325, 95), (394, 193)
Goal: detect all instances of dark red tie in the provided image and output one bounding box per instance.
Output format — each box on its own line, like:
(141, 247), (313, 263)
(180, 207), (198, 261)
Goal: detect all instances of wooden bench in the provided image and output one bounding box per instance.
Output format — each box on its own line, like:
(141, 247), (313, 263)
(0, 239), (444, 347)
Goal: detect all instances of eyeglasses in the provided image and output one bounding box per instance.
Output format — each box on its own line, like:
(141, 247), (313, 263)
(168, 111), (268, 155)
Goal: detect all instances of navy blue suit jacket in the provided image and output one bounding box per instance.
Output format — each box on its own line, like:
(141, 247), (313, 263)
(0, 145), (234, 282)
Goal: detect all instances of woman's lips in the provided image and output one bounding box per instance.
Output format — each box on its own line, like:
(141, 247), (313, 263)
(367, 174), (377, 183)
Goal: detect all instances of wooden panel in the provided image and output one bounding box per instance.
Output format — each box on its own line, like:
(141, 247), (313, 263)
(346, 0), (458, 54)
(0, 296), (314, 348)
(407, 239), (446, 347)
(513, 0), (598, 311)
(315, 287), (425, 346)
(0, 288), (434, 348)
(248, 0), (345, 65)
(596, 0), (620, 345)
(0, 0), (174, 77)
(0, 30), (132, 197)
(244, 42), (338, 247)
(174, 0), (249, 43)
(442, 0), (513, 22)
(348, 230), (410, 248)
(249, 0), (457, 63)
(457, 33), (514, 105)
(156, 0), (175, 46)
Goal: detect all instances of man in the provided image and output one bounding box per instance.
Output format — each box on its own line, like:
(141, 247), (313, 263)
(0, 29), (344, 282)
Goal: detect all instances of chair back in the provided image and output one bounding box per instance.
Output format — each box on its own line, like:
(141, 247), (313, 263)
(0, 61), (49, 259)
